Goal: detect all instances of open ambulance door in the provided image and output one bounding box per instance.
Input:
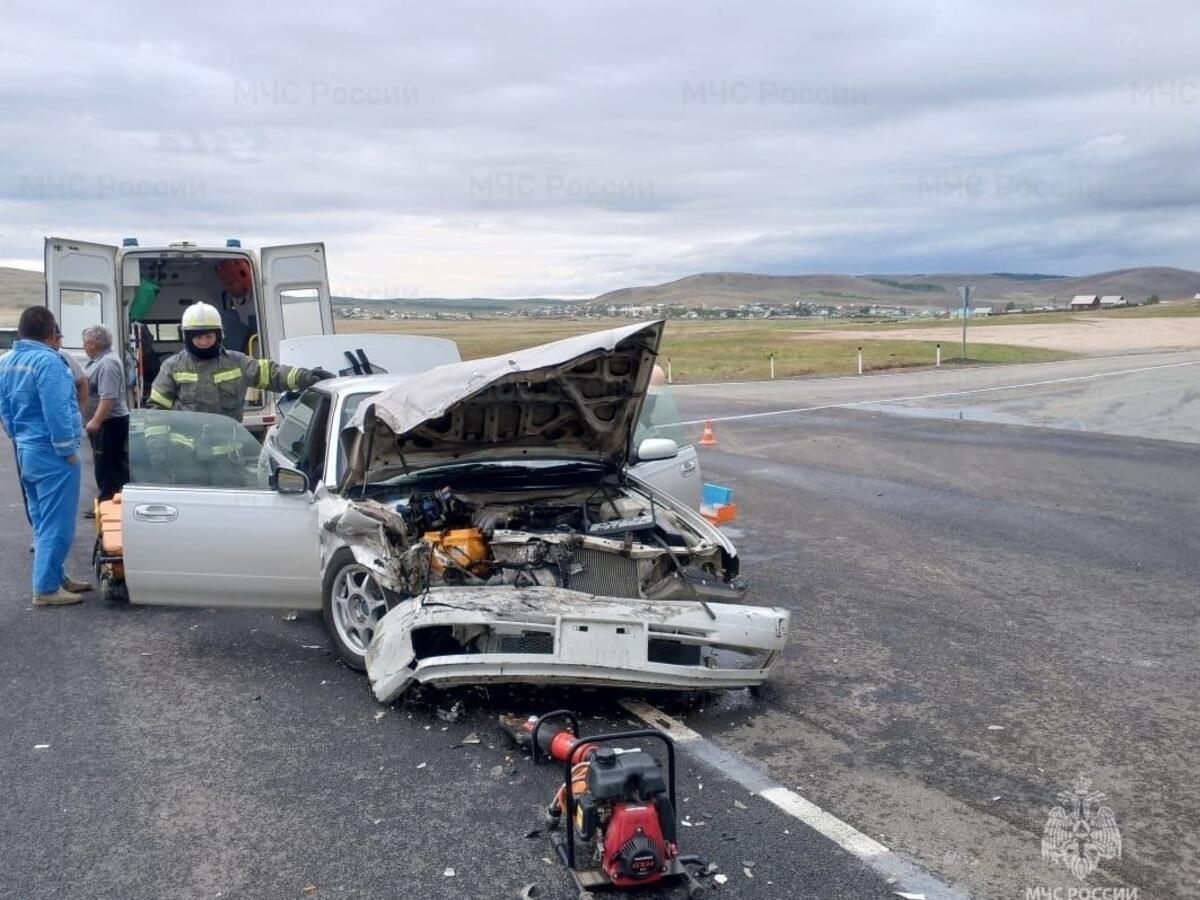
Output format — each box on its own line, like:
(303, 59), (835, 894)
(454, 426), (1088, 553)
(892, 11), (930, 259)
(260, 243), (334, 359)
(44, 238), (119, 350)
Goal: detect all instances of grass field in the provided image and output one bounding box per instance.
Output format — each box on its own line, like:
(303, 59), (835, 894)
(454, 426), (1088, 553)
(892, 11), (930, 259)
(338, 318), (1072, 382)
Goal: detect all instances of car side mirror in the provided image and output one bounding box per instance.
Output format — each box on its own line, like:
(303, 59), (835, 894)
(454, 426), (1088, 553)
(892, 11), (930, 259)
(636, 437), (678, 462)
(270, 465), (309, 494)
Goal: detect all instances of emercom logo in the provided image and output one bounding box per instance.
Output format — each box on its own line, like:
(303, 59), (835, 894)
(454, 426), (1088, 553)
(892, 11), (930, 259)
(1041, 775), (1123, 880)
(1023, 889), (1138, 900)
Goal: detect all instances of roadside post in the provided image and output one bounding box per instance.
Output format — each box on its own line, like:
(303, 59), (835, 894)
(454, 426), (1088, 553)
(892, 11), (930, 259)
(957, 285), (974, 361)
(857, 346), (863, 375)
(769, 353), (775, 380)
(666, 357), (673, 384)
(936, 343), (941, 367)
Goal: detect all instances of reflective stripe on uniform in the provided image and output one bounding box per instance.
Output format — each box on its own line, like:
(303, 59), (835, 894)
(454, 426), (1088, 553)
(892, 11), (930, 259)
(172, 371), (199, 383)
(168, 433), (195, 449)
(213, 369), (243, 384)
(143, 425), (170, 437)
(257, 359), (271, 390)
(209, 443), (239, 455)
(286, 367), (302, 390)
(149, 388), (174, 408)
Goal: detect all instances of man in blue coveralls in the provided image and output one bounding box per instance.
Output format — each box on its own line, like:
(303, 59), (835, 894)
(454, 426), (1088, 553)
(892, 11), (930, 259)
(0, 306), (92, 605)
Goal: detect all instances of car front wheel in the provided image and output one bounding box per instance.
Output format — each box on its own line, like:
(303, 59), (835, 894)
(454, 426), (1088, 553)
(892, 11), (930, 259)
(323, 548), (389, 671)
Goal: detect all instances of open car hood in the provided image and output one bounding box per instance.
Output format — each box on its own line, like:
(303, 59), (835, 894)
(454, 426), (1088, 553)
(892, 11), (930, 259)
(339, 321), (664, 488)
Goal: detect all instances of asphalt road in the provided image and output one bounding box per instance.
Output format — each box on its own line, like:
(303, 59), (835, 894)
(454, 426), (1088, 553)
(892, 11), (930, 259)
(2, 349), (1195, 899)
(0, 453), (900, 898)
(673, 350), (1200, 899)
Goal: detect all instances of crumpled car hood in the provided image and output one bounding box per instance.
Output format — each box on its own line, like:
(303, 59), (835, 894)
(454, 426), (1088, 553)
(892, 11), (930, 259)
(338, 320), (663, 489)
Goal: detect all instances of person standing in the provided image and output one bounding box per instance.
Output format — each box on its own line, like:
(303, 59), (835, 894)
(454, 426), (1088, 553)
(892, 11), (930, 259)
(51, 326), (88, 417)
(0, 306), (91, 605)
(148, 301), (331, 420)
(82, 324), (130, 507)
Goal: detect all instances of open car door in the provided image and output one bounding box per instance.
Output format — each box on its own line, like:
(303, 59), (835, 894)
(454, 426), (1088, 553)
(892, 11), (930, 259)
(44, 237), (119, 350)
(120, 410), (322, 609)
(260, 243), (334, 359)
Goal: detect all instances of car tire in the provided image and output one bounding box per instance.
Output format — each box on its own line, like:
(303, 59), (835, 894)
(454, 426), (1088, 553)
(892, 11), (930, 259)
(322, 548), (390, 672)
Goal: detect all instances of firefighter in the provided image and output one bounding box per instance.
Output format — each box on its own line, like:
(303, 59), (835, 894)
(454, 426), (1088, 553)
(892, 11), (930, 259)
(148, 302), (333, 420)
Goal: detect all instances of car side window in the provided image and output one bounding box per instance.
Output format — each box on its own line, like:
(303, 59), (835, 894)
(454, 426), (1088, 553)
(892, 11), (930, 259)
(273, 390), (322, 465)
(270, 389), (331, 484)
(634, 385), (688, 447)
(129, 410), (269, 489)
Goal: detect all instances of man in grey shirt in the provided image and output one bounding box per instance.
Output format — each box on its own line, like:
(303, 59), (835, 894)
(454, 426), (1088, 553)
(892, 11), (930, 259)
(82, 325), (130, 507)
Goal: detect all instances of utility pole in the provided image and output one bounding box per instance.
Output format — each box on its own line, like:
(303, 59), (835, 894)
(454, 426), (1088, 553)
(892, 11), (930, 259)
(957, 285), (974, 361)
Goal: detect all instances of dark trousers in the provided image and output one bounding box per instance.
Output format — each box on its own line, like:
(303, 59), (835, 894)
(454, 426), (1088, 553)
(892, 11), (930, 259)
(89, 415), (130, 501)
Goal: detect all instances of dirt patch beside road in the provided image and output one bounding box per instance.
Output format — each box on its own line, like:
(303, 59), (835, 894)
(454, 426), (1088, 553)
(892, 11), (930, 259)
(815, 317), (1200, 354)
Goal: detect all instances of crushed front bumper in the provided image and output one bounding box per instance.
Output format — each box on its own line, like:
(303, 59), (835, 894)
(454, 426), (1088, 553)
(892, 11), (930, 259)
(365, 586), (790, 703)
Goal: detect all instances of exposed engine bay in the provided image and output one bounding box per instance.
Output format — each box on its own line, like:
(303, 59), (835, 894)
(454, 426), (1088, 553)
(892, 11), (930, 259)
(333, 478), (747, 609)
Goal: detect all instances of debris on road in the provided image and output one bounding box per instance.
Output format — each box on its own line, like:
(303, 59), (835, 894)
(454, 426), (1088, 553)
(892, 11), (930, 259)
(437, 701), (464, 722)
(895, 893), (927, 899)
(302, 884), (318, 894)
(714, 874), (728, 885)
(33, 744), (49, 750)
(416, 762), (427, 769)
(373, 711), (386, 723)
(519, 884), (540, 899)
(733, 799), (748, 809)
(455, 732), (481, 746)
(443, 867), (456, 877)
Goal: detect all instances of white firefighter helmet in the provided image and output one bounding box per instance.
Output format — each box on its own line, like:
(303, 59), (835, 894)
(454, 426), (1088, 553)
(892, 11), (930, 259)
(181, 301), (223, 333)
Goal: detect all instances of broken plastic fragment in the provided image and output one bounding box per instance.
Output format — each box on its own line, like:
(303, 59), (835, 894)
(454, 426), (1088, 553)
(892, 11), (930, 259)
(283, 611), (299, 621)
(302, 885), (317, 894)
(459, 732), (481, 744)
(417, 762), (427, 769)
(714, 874), (728, 885)
(374, 711), (386, 722)
(986, 725), (1004, 731)
(733, 799), (747, 810)
(743, 867), (754, 878)
(894, 893), (927, 899)
(33, 744), (49, 750)
(443, 867), (455, 877)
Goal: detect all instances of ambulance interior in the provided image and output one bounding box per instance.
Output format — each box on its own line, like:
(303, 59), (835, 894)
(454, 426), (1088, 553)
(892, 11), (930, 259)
(124, 255), (265, 408)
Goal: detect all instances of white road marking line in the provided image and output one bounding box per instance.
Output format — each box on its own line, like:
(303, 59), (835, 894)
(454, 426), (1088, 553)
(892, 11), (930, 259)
(677, 359), (1200, 426)
(620, 699), (969, 899)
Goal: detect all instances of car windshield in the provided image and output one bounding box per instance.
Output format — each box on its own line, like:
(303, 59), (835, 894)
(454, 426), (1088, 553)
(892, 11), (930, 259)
(129, 409), (269, 489)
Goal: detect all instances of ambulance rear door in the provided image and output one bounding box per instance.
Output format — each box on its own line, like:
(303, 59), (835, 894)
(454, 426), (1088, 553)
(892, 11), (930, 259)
(44, 237), (119, 350)
(260, 243), (334, 358)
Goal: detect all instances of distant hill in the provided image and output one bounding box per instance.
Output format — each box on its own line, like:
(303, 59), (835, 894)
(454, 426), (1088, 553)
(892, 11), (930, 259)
(592, 267), (1200, 311)
(333, 295), (582, 315)
(0, 267), (44, 321)
(6, 265), (1199, 324)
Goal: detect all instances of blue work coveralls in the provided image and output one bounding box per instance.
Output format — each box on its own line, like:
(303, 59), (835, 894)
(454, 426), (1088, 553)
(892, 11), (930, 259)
(0, 340), (83, 594)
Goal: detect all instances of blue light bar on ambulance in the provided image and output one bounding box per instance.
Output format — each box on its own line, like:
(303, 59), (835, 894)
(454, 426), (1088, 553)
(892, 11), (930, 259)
(226, 238), (242, 247)
(122, 237), (139, 247)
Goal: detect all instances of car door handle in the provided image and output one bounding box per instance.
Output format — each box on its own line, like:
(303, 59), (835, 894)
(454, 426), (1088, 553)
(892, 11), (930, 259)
(679, 459), (697, 475)
(134, 504), (178, 523)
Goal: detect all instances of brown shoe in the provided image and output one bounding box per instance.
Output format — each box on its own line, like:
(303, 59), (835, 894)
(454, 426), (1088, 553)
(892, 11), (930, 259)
(33, 589), (85, 606)
(62, 575), (93, 593)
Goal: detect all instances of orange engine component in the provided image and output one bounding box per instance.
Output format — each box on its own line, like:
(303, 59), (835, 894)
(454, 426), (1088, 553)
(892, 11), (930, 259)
(215, 259), (254, 298)
(423, 528), (490, 575)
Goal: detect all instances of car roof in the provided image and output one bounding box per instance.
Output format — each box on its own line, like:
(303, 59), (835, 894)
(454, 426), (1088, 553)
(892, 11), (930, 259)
(317, 373), (414, 398)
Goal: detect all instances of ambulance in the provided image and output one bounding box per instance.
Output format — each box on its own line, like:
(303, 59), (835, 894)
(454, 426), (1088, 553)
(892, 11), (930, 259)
(45, 237), (334, 433)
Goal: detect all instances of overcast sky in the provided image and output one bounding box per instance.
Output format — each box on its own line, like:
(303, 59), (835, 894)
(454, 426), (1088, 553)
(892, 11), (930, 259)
(1, 0), (1197, 297)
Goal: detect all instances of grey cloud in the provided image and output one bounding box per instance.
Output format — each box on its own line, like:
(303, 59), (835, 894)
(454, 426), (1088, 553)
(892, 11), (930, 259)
(2, 0), (1198, 296)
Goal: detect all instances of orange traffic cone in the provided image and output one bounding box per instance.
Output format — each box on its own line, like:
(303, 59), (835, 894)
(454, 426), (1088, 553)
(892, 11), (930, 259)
(699, 419), (718, 446)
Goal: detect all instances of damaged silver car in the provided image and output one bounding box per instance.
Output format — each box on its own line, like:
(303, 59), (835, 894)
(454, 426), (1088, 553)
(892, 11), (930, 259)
(119, 322), (788, 702)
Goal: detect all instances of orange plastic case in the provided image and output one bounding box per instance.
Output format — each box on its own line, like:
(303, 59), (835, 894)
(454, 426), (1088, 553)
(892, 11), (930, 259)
(423, 528), (490, 575)
(97, 495), (124, 556)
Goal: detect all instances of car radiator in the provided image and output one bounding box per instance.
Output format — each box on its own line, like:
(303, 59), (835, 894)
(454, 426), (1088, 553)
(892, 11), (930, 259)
(490, 542), (652, 599)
